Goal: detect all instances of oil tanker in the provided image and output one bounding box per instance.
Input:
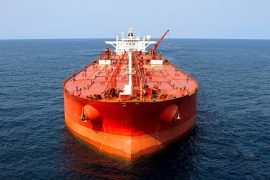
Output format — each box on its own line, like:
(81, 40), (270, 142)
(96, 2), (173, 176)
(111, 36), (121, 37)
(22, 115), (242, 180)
(63, 28), (199, 160)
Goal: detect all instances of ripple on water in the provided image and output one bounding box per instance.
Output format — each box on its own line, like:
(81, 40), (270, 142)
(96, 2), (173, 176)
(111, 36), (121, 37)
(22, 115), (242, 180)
(0, 39), (270, 179)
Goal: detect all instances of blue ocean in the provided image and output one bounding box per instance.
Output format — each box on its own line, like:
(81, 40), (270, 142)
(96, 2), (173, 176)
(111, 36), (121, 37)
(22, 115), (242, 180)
(0, 39), (269, 179)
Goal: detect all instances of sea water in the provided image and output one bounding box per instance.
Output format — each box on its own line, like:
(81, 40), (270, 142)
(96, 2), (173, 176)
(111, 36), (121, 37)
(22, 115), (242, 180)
(0, 39), (270, 179)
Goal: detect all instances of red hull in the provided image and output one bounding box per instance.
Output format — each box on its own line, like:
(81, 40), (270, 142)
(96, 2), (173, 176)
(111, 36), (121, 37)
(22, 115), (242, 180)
(64, 90), (197, 159)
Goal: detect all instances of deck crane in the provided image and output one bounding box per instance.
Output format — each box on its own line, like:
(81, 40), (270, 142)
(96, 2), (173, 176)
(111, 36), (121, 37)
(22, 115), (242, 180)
(151, 30), (170, 58)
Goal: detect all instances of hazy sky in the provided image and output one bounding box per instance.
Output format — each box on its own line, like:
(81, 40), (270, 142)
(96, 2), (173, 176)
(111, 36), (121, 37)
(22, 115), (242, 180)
(1, 0), (270, 39)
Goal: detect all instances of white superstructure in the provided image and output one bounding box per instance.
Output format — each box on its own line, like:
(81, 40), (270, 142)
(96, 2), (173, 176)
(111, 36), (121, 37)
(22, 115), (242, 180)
(105, 28), (156, 54)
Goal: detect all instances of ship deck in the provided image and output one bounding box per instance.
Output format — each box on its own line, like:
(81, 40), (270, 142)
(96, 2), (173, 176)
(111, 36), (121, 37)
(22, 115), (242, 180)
(64, 52), (198, 102)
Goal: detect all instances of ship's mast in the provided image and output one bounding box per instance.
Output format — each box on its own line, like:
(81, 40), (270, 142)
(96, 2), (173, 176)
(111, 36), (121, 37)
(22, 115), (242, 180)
(127, 28), (134, 92)
(119, 28), (134, 97)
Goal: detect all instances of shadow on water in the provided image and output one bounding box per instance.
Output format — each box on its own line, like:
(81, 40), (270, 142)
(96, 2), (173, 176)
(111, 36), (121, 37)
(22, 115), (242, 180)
(57, 124), (200, 179)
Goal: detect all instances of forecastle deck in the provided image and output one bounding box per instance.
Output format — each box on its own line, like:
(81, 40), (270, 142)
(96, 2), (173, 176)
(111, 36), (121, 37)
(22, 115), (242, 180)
(64, 51), (198, 102)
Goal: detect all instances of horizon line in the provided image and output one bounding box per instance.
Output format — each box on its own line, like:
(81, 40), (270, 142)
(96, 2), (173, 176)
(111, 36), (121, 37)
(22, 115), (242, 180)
(0, 37), (270, 41)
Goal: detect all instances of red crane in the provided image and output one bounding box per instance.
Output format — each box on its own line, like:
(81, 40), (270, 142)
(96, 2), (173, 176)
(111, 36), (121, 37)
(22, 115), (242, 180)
(151, 30), (170, 58)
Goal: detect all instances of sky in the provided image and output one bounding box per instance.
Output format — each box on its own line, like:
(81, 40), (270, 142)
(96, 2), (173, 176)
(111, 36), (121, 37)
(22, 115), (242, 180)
(0, 0), (270, 39)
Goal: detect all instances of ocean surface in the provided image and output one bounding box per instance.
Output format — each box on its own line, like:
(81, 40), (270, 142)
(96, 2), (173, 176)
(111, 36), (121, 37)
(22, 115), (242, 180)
(0, 39), (270, 179)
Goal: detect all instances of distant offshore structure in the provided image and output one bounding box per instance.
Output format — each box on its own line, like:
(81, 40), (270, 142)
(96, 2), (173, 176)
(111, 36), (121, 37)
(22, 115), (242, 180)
(63, 28), (199, 160)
